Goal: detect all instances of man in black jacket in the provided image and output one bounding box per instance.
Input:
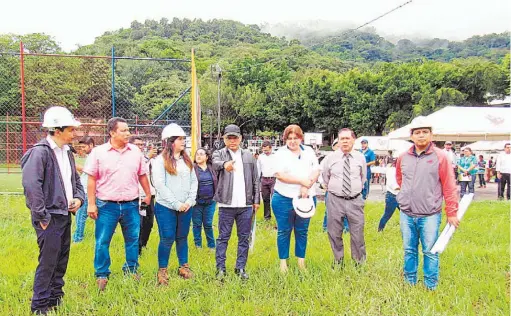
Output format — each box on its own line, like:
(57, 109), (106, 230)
(212, 124), (260, 280)
(21, 106), (85, 315)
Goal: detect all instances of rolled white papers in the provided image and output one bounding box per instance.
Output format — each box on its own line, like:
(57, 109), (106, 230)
(430, 193), (474, 254)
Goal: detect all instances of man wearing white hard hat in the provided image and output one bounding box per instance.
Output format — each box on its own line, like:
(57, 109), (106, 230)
(396, 116), (459, 290)
(83, 117), (151, 291)
(21, 106), (85, 314)
(151, 123), (198, 284)
(322, 128), (367, 267)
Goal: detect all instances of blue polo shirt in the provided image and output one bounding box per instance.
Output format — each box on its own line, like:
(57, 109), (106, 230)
(360, 148), (376, 178)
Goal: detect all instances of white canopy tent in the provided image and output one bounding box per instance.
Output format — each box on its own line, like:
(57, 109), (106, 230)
(354, 136), (411, 157)
(387, 106), (511, 142)
(462, 140), (510, 152)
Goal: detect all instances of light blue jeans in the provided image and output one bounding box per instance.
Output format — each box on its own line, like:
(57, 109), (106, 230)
(94, 199), (140, 278)
(73, 200), (88, 242)
(400, 211), (441, 290)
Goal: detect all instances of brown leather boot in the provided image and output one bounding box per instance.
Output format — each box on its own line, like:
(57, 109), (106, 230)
(178, 263), (194, 279)
(157, 268), (169, 285)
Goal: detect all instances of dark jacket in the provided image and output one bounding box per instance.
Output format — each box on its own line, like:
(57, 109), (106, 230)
(21, 138), (85, 225)
(193, 163), (218, 202)
(212, 147), (260, 205)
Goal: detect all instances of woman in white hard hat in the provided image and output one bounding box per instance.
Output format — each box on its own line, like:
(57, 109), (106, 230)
(271, 124), (320, 272)
(151, 123), (198, 284)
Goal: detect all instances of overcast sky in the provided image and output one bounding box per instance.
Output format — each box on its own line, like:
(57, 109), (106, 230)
(1, 0), (509, 51)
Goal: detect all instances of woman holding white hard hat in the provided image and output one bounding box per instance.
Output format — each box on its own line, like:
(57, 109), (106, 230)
(271, 124), (320, 272)
(151, 123), (198, 284)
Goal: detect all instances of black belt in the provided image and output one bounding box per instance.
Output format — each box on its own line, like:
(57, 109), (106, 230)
(105, 198), (139, 204)
(330, 192), (361, 200)
(262, 176), (276, 179)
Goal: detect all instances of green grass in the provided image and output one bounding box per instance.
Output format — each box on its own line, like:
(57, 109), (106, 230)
(0, 173), (23, 193)
(0, 196), (509, 315)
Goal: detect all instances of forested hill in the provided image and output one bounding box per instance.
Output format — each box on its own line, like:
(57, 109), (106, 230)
(74, 18), (509, 63)
(0, 18), (509, 137)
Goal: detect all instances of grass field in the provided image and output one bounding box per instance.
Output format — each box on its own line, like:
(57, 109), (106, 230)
(0, 173), (23, 193)
(0, 195), (509, 315)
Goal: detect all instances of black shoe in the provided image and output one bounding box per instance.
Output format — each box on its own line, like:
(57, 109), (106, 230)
(31, 308), (48, 315)
(48, 297), (63, 310)
(216, 269), (227, 281)
(234, 269), (249, 280)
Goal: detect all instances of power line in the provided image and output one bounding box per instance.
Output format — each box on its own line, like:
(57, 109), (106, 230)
(224, 0), (415, 72)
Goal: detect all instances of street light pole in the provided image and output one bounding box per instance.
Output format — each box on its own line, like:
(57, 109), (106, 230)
(216, 64), (222, 141)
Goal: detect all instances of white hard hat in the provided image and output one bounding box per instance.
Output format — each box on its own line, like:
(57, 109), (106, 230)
(161, 123), (186, 140)
(292, 197), (316, 218)
(42, 106), (81, 129)
(409, 116), (432, 133)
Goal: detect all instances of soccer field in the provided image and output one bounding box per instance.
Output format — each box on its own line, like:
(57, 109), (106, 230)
(0, 196), (509, 315)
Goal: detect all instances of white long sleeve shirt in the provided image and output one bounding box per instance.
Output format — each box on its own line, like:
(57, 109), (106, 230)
(496, 152), (511, 174)
(257, 152), (275, 177)
(385, 166), (400, 195)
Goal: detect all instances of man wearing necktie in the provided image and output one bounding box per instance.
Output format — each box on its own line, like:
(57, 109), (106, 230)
(321, 128), (367, 266)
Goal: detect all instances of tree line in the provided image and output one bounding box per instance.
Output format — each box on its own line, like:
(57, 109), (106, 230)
(0, 18), (509, 137)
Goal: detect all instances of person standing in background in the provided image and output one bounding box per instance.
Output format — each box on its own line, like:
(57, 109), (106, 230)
(378, 158), (400, 232)
(257, 141), (276, 222)
(476, 155), (486, 188)
(443, 141), (458, 183)
(496, 143), (511, 200)
(359, 139), (375, 200)
(73, 136), (95, 243)
(191, 148), (218, 249)
(457, 147), (477, 198)
(129, 136), (158, 256)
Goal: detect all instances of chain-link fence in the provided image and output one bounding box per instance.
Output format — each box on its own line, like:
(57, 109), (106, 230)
(0, 46), (192, 173)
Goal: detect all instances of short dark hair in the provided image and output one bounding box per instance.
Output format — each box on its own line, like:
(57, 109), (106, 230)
(78, 136), (95, 146)
(262, 141), (272, 148)
(338, 128), (356, 139)
(107, 117), (127, 134)
(505, 143), (510, 148)
(48, 127), (65, 136)
(479, 155), (484, 158)
(129, 136), (143, 144)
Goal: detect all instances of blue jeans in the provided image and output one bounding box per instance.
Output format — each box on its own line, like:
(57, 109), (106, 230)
(460, 174), (476, 198)
(94, 199), (140, 278)
(400, 211), (441, 290)
(361, 173), (371, 200)
(154, 202), (193, 268)
(191, 201), (217, 248)
(272, 191), (316, 259)
(378, 192), (400, 231)
(73, 200), (88, 242)
(323, 192), (349, 232)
